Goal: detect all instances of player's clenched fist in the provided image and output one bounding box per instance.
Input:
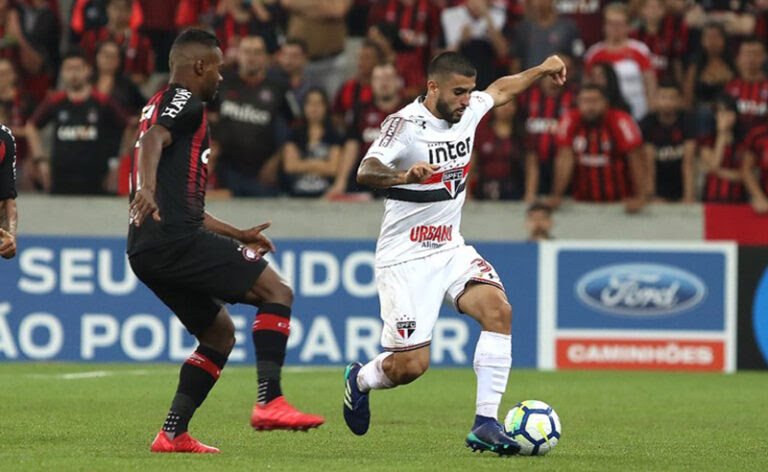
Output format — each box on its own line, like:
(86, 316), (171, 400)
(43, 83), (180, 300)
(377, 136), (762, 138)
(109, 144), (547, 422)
(405, 162), (441, 184)
(541, 55), (567, 86)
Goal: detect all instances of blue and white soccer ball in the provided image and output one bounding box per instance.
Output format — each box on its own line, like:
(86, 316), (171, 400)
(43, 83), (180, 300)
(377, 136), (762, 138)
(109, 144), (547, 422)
(503, 400), (561, 456)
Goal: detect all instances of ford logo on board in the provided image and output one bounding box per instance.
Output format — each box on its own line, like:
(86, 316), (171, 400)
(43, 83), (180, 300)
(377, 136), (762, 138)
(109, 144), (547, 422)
(575, 263), (707, 317)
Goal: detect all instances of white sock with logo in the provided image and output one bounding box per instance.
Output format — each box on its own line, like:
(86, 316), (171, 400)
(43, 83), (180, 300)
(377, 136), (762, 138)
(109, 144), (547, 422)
(357, 352), (395, 393)
(474, 331), (512, 420)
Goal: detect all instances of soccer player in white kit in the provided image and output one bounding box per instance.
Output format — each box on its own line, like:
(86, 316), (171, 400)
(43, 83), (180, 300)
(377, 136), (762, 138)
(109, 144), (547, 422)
(342, 52), (567, 455)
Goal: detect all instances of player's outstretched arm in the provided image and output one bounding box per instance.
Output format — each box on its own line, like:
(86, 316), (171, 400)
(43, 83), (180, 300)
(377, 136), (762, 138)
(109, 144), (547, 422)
(357, 158), (439, 189)
(484, 55), (567, 107)
(130, 125), (171, 227)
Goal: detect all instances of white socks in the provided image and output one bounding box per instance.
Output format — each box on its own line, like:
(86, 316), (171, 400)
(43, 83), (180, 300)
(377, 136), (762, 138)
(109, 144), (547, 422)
(473, 331), (512, 420)
(357, 352), (395, 393)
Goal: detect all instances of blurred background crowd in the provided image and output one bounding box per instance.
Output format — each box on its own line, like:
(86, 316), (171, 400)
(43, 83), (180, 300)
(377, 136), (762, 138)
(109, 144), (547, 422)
(4, 0), (768, 213)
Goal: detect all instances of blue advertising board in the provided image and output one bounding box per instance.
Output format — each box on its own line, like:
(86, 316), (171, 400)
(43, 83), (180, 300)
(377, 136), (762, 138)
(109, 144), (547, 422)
(0, 237), (539, 367)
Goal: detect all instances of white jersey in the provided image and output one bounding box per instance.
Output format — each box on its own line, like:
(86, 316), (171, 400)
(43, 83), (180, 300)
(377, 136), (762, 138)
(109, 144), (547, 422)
(363, 91), (495, 267)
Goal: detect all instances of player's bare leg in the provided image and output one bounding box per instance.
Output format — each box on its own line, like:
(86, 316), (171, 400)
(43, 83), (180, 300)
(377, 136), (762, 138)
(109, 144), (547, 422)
(458, 282), (520, 455)
(244, 266), (324, 431)
(344, 343), (430, 435)
(151, 308), (234, 453)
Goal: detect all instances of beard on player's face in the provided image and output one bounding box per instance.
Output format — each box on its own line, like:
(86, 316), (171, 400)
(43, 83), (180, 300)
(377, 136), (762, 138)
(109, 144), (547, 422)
(436, 96), (463, 124)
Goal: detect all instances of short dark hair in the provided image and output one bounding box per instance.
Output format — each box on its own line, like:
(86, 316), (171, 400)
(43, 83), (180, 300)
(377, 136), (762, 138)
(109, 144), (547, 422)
(361, 39), (385, 64)
(740, 35), (765, 50)
(579, 83), (608, 99)
(527, 201), (553, 215)
(61, 48), (88, 64)
(284, 37), (309, 55)
(171, 28), (221, 52)
(427, 52), (476, 79)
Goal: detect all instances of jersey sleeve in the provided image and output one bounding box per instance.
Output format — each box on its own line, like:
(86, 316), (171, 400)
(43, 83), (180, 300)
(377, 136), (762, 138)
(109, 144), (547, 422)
(363, 115), (413, 166)
(611, 110), (643, 154)
(469, 91), (495, 121)
(0, 127), (17, 200)
(155, 88), (204, 140)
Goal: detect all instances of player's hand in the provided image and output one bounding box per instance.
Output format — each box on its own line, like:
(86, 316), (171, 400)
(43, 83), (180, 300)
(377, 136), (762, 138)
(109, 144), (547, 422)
(404, 162), (440, 184)
(0, 228), (16, 259)
(624, 197), (646, 214)
(541, 55), (567, 86)
(240, 221), (276, 255)
(129, 187), (161, 227)
(752, 196), (768, 214)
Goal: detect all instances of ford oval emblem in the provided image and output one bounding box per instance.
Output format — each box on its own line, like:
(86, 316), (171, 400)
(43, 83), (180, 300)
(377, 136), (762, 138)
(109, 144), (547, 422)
(575, 263), (707, 317)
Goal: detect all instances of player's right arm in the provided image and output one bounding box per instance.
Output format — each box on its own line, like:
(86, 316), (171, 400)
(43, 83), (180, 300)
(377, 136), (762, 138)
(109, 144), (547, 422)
(356, 115), (438, 189)
(742, 150), (768, 213)
(0, 128), (18, 259)
(130, 125), (171, 227)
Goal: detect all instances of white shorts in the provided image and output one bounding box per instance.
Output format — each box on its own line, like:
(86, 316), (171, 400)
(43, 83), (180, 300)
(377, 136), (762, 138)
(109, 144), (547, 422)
(375, 245), (504, 352)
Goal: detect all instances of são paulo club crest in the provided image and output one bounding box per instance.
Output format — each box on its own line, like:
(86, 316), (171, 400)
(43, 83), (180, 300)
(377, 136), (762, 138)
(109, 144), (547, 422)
(442, 168), (465, 198)
(396, 316), (416, 339)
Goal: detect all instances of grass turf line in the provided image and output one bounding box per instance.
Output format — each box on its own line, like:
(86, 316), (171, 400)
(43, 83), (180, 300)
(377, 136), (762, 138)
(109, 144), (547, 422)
(0, 364), (766, 472)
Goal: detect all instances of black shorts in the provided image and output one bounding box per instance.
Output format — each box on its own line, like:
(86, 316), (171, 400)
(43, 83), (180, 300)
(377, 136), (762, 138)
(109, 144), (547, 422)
(129, 229), (268, 335)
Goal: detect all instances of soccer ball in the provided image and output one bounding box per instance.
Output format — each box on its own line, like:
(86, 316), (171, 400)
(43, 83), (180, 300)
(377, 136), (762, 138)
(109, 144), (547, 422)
(503, 400), (561, 456)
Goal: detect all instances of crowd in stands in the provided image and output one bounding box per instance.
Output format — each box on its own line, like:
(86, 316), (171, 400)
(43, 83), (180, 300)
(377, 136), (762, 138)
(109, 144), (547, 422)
(4, 0), (768, 214)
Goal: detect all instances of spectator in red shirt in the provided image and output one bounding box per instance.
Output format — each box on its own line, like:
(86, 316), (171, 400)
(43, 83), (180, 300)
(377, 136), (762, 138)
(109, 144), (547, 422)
(549, 84), (646, 213)
(69, 0), (142, 42)
(631, 0), (688, 83)
(80, 0), (154, 85)
(518, 76), (576, 202)
(332, 39), (383, 131)
(471, 98), (525, 200)
(741, 119), (768, 214)
(328, 62), (404, 199)
(213, 0), (280, 63)
(368, 0), (441, 85)
(556, 0), (608, 50)
(723, 37), (768, 134)
(138, 0), (180, 74)
(584, 2), (656, 120)
(700, 94), (747, 204)
(0, 58), (33, 186)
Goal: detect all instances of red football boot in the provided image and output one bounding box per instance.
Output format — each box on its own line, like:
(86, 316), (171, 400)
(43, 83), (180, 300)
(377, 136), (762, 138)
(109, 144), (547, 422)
(250, 396), (325, 431)
(150, 431), (220, 453)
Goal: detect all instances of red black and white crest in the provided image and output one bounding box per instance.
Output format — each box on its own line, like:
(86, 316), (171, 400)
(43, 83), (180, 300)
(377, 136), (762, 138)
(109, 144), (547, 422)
(239, 245), (261, 262)
(441, 168), (465, 198)
(396, 320), (416, 339)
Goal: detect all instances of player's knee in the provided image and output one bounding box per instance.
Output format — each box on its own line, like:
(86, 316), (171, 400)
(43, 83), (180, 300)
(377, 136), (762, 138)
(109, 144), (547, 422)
(263, 280), (293, 307)
(483, 300), (512, 334)
(201, 311), (236, 355)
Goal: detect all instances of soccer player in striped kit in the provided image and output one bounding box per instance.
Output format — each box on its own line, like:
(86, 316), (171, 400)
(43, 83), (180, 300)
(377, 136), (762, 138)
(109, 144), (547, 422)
(128, 29), (323, 454)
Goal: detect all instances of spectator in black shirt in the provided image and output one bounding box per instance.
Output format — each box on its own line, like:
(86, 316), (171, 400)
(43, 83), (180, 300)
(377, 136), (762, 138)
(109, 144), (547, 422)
(25, 50), (130, 194)
(210, 35), (291, 197)
(640, 81), (696, 202)
(282, 88), (342, 197)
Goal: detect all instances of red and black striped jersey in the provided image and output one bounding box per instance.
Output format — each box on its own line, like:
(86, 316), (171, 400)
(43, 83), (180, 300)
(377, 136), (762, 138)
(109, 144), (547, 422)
(699, 136), (746, 203)
(744, 123), (768, 195)
(556, 108), (643, 202)
(630, 14), (688, 79)
(723, 78), (768, 133)
(127, 85), (210, 255)
(333, 79), (373, 127)
(519, 85), (576, 164)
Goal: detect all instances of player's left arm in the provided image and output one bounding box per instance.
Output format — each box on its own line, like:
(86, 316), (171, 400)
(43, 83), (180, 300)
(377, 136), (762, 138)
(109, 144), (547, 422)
(484, 55), (566, 108)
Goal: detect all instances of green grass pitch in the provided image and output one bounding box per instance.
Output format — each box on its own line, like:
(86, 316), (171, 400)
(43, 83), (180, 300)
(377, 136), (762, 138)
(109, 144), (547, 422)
(0, 364), (766, 471)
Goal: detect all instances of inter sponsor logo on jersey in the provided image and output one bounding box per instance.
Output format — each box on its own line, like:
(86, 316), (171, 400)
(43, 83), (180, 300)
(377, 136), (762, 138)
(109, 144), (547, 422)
(161, 88), (193, 118)
(427, 137), (472, 165)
